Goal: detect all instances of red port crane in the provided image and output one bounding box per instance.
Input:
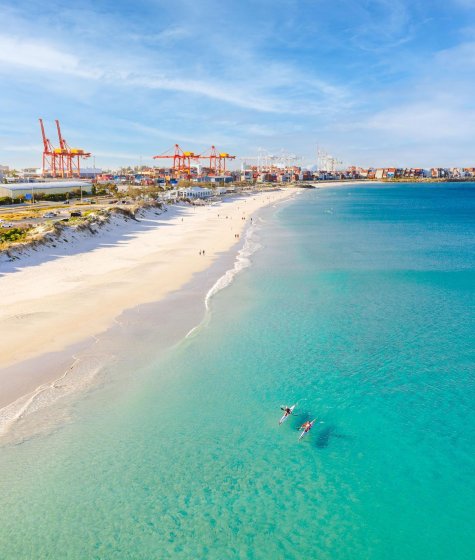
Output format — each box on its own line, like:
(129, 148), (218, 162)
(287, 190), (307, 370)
(215, 148), (236, 174)
(188, 145), (236, 175)
(39, 118), (91, 178)
(55, 119), (91, 178)
(39, 118), (59, 177)
(153, 144), (200, 177)
(153, 144), (236, 176)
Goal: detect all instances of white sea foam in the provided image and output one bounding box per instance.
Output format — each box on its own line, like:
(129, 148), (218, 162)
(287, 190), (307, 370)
(185, 224), (261, 339)
(205, 226), (261, 310)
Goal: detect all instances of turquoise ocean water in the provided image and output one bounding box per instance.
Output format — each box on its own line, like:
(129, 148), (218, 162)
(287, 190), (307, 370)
(0, 184), (474, 559)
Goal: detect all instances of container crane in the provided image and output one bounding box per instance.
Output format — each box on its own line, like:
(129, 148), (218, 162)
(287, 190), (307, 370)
(240, 148), (300, 173)
(39, 118), (59, 177)
(316, 145), (343, 173)
(54, 119), (69, 178)
(153, 144), (200, 176)
(198, 145), (236, 174)
(55, 119), (91, 178)
(39, 119), (91, 178)
(217, 150), (236, 174)
(153, 144), (236, 176)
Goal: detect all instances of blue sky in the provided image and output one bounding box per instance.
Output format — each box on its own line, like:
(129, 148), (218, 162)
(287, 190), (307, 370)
(1, 0), (475, 169)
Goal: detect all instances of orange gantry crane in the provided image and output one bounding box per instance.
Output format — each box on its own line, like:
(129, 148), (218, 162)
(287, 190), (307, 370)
(39, 118), (91, 178)
(39, 118), (58, 177)
(152, 144), (236, 176)
(199, 145), (236, 175)
(153, 144), (199, 176)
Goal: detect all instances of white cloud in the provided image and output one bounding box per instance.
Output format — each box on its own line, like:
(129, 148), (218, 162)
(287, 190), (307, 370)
(434, 40), (475, 70)
(365, 102), (475, 141)
(0, 34), (101, 78)
(0, 143), (42, 152)
(0, 30), (347, 117)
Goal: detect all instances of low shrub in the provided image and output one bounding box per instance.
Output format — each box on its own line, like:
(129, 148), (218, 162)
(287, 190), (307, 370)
(0, 227), (29, 243)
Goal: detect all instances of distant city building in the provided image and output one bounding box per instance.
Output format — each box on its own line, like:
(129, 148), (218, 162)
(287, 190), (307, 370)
(80, 167), (102, 179)
(19, 168), (42, 180)
(210, 176), (233, 183)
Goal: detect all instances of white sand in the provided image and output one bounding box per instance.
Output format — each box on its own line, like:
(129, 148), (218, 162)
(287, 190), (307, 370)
(0, 189), (297, 408)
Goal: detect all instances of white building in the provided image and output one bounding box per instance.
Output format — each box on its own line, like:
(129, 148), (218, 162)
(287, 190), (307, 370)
(178, 186), (213, 199)
(0, 181), (92, 199)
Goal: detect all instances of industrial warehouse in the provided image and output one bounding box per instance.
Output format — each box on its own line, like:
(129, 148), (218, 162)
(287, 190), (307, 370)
(0, 182), (91, 200)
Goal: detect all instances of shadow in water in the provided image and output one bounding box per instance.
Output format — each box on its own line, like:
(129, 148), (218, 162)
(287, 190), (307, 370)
(315, 424), (352, 449)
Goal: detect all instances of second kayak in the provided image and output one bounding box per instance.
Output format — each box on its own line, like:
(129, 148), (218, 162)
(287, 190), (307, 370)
(298, 419), (316, 441)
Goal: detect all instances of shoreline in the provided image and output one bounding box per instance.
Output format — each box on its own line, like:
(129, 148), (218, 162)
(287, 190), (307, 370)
(0, 188), (300, 436)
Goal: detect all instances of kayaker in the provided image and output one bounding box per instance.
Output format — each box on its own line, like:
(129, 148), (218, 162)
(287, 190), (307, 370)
(281, 406), (293, 417)
(300, 420), (313, 433)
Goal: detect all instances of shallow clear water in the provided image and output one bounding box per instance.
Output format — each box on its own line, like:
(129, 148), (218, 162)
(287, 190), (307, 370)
(0, 184), (474, 559)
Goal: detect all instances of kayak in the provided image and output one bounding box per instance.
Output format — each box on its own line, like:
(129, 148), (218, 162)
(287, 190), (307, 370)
(279, 404), (296, 425)
(298, 419), (316, 441)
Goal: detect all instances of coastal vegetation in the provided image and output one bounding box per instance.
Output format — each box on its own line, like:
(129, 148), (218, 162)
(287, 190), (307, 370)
(0, 226), (31, 248)
(0, 201), (163, 258)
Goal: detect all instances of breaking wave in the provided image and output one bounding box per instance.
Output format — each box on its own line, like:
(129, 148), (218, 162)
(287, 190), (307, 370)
(185, 224), (261, 339)
(205, 226), (261, 310)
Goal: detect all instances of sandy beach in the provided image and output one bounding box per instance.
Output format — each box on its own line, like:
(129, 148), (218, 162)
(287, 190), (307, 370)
(0, 188), (298, 414)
